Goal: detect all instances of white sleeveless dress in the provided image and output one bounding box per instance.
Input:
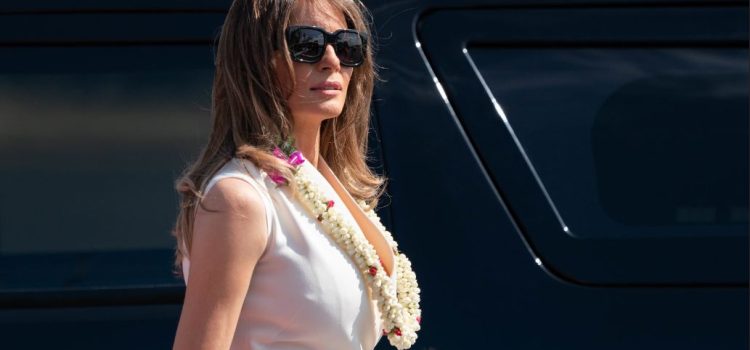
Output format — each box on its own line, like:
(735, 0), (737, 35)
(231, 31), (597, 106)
(181, 157), (398, 350)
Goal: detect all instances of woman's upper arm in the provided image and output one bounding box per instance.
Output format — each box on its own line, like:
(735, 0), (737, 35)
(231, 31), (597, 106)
(173, 177), (270, 350)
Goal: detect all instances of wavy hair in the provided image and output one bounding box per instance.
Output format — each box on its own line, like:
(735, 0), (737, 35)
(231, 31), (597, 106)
(171, 0), (385, 277)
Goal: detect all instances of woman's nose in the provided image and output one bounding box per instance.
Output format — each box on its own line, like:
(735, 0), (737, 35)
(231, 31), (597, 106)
(317, 43), (341, 71)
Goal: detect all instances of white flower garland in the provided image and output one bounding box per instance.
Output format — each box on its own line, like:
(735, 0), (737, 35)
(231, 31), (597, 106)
(290, 162), (422, 349)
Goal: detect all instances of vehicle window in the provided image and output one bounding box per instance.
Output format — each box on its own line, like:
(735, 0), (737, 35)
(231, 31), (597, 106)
(468, 47), (748, 239)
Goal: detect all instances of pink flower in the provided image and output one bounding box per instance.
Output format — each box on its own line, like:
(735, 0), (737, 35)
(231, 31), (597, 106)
(272, 146), (287, 160)
(268, 169), (287, 185)
(326, 200), (334, 209)
(288, 150), (305, 166)
(269, 144), (305, 186)
(273, 146), (306, 167)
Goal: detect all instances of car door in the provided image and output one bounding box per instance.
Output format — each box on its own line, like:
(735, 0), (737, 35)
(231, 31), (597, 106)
(368, 0), (748, 348)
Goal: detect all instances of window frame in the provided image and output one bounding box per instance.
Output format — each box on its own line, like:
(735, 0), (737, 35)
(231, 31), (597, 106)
(416, 4), (748, 286)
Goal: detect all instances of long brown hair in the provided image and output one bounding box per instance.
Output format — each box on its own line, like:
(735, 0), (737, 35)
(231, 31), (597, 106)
(171, 0), (385, 277)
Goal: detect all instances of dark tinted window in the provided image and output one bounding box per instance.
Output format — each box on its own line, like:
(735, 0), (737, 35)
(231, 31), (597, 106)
(468, 47), (748, 239)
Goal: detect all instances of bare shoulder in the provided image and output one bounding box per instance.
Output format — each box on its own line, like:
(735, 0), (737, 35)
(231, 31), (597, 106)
(190, 176), (270, 280)
(199, 177), (267, 218)
(174, 177), (269, 349)
(192, 175), (270, 265)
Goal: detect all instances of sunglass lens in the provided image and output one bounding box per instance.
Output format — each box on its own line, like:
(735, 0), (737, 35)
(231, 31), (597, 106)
(335, 32), (364, 66)
(289, 28), (324, 62)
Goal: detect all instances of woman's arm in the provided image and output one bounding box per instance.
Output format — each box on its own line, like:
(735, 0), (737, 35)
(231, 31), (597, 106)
(173, 178), (270, 350)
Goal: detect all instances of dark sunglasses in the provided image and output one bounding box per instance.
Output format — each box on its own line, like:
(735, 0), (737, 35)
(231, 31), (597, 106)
(284, 25), (367, 67)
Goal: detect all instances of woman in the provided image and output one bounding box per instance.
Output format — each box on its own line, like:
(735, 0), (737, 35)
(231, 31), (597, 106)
(171, 0), (421, 349)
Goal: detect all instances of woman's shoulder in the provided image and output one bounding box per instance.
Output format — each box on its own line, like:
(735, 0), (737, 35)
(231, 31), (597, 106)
(204, 157), (268, 195)
(184, 167), (272, 286)
(201, 157), (276, 236)
(200, 176), (267, 217)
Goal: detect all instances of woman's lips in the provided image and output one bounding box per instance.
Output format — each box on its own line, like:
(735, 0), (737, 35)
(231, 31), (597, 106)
(310, 81), (342, 97)
(310, 81), (342, 91)
(311, 89), (341, 96)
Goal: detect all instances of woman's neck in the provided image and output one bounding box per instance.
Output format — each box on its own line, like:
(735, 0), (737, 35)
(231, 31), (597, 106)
(292, 122), (321, 169)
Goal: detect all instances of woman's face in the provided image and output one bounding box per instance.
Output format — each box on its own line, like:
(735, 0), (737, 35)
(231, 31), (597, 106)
(275, 1), (354, 128)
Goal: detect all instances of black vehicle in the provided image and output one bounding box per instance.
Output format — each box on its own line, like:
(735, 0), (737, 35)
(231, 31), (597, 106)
(0, 0), (747, 349)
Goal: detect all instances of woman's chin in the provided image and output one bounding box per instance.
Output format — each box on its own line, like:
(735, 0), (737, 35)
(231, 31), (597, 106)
(305, 106), (344, 121)
(318, 100), (345, 115)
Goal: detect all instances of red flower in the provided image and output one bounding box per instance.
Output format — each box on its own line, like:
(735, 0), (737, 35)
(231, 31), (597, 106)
(326, 200), (334, 209)
(368, 266), (377, 276)
(394, 327), (402, 336)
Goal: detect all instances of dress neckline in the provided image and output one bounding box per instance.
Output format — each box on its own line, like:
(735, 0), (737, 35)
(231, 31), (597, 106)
(300, 156), (397, 279)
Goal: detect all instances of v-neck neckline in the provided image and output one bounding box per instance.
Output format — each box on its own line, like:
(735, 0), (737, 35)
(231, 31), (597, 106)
(302, 156), (396, 279)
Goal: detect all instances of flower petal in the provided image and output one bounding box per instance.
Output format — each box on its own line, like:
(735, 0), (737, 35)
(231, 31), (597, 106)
(288, 150), (305, 166)
(273, 146), (288, 160)
(268, 170), (287, 185)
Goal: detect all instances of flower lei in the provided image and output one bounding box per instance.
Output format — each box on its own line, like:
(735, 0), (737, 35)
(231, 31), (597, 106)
(266, 137), (422, 349)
